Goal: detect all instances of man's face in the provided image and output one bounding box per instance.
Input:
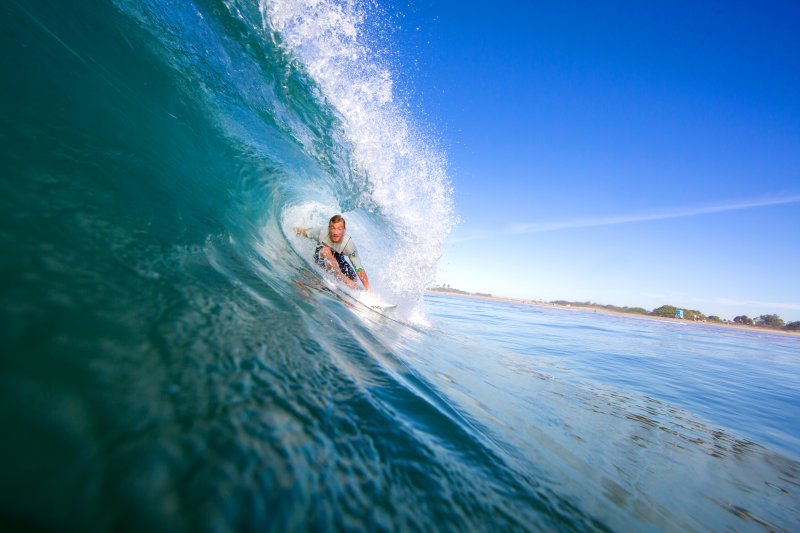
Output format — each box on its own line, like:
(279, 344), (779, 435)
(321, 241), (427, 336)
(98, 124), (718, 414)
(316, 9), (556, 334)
(328, 221), (346, 243)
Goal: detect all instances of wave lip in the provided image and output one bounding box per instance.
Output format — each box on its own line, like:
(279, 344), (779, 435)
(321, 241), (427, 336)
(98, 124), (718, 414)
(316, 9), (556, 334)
(262, 0), (456, 307)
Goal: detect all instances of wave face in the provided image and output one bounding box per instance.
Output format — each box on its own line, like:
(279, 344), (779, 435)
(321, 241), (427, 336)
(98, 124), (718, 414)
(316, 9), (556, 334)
(0, 0), (514, 531)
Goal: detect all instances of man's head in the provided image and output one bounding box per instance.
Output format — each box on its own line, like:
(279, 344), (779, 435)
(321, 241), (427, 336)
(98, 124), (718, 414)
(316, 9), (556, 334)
(328, 214), (346, 243)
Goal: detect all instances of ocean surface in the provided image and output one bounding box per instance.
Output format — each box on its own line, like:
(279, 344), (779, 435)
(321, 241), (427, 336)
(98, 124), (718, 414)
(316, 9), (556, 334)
(2, 0), (799, 531)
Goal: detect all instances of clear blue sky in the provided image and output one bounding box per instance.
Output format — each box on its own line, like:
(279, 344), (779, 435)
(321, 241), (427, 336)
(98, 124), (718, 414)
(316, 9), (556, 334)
(386, 0), (800, 322)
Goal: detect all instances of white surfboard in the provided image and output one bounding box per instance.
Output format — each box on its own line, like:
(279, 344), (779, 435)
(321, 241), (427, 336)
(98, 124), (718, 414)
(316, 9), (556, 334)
(356, 291), (397, 311)
(320, 277), (396, 311)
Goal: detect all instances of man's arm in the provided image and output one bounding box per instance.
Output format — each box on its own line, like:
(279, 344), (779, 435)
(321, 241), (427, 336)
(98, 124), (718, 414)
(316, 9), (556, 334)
(356, 269), (370, 291)
(345, 245), (370, 291)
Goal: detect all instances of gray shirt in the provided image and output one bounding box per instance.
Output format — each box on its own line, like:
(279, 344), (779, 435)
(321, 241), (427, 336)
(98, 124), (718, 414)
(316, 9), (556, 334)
(304, 226), (364, 272)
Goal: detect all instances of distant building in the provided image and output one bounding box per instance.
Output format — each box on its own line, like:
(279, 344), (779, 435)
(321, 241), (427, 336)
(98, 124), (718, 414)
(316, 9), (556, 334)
(675, 309), (684, 319)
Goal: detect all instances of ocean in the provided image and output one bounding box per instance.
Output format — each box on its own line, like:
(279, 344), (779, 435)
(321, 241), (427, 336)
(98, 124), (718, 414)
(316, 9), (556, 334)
(1, 0), (798, 531)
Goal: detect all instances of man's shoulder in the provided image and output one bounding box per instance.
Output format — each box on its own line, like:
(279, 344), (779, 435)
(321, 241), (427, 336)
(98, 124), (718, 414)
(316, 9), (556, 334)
(343, 235), (358, 253)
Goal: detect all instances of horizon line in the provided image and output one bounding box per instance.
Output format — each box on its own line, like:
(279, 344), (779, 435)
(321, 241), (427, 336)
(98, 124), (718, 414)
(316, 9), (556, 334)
(428, 286), (800, 321)
(450, 194), (800, 243)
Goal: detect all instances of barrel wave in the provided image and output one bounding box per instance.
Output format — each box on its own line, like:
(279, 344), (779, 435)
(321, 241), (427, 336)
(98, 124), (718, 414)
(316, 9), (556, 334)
(4, 1), (800, 532)
(0, 0), (529, 530)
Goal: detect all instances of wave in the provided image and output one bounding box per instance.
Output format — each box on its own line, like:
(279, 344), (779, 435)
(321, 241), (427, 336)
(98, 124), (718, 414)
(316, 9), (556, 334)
(116, 0), (455, 311)
(0, 1), (532, 531)
(93, 0), (454, 317)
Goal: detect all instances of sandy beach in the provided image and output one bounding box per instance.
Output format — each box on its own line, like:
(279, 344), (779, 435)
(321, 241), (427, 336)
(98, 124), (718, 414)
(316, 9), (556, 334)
(427, 289), (800, 338)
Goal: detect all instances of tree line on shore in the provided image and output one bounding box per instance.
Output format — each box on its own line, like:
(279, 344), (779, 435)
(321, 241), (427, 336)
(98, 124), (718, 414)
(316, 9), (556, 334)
(552, 302), (799, 331)
(429, 287), (799, 331)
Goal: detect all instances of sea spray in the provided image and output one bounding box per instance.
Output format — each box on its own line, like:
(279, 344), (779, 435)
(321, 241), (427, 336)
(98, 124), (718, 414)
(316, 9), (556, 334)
(261, 0), (456, 314)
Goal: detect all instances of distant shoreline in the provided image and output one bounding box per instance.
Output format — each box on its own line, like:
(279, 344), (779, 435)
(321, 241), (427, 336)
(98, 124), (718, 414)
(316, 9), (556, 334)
(426, 288), (800, 338)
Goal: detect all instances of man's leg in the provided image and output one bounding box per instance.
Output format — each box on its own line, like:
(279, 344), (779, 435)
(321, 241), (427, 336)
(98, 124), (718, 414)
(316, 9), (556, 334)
(316, 245), (357, 288)
(333, 252), (357, 281)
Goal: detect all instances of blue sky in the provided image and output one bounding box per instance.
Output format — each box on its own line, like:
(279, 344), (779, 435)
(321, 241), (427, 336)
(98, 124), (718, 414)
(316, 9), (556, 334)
(387, 0), (800, 321)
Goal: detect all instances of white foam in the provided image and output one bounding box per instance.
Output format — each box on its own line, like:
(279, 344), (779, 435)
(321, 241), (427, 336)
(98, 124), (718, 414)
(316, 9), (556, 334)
(262, 0), (456, 314)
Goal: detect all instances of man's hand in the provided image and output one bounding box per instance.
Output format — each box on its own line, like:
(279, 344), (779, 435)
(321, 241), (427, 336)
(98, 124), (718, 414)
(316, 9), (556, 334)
(294, 227), (306, 237)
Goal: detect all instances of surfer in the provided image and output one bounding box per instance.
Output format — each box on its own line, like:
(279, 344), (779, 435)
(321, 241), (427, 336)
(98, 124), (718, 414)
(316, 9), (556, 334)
(295, 215), (371, 291)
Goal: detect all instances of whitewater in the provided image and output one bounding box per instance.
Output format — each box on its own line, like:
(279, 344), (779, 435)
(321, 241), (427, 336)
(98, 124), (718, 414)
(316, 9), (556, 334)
(1, 0), (798, 531)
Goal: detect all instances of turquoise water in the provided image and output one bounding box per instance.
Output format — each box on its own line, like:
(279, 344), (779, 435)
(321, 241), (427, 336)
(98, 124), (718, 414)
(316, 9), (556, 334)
(2, 0), (799, 531)
(424, 295), (800, 531)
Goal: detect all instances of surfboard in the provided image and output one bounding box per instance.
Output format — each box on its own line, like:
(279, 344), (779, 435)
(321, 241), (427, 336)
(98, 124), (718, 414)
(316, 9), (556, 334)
(356, 291), (397, 311)
(318, 276), (396, 312)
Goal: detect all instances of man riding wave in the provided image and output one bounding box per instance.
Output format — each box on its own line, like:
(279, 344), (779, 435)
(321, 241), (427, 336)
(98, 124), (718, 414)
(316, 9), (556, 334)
(295, 214), (371, 291)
